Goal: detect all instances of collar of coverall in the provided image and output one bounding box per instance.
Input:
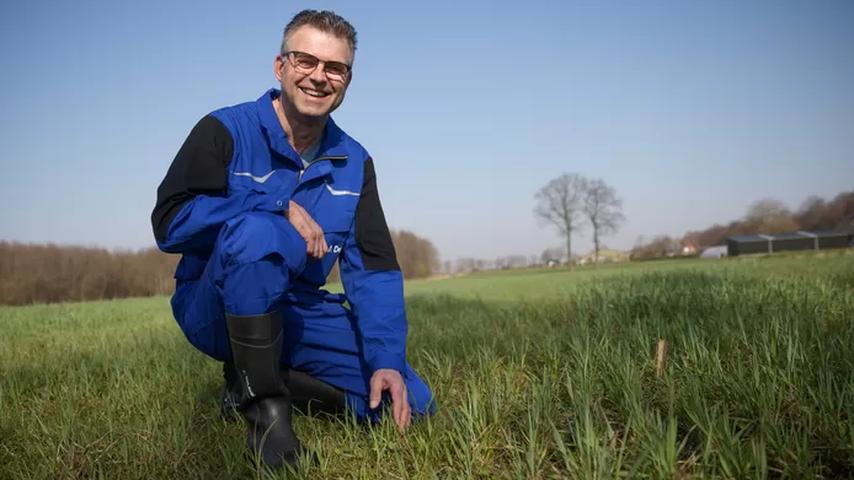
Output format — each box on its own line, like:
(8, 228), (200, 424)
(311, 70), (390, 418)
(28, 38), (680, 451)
(256, 89), (350, 168)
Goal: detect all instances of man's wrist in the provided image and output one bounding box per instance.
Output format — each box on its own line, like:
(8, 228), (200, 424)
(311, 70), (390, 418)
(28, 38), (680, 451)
(369, 353), (405, 374)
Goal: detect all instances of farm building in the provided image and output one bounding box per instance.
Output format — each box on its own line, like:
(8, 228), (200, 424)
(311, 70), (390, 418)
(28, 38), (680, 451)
(726, 231), (853, 256)
(700, 245), (727, 259)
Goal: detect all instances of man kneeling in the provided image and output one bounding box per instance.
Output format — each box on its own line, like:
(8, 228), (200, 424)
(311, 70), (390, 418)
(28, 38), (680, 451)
(151, 9), (435, 468)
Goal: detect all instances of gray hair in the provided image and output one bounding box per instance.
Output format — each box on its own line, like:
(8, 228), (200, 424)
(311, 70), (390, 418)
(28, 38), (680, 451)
(281, 10), (358, 55)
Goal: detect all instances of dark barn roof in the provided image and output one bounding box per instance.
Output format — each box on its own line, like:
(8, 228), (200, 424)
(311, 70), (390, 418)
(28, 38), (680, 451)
(726, 230), (853, 256)
(811, 230), (850, 238)
(728, 234), (772, 243)
(728, 231), (851, 243)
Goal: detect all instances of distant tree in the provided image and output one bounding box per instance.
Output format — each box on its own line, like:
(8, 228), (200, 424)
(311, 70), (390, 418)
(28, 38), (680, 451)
(744, 198), (799, 233)
(391, 230), (440, 279)
(631, 235), (681, 259)
(582, 178), (625, 263)
(534, 173), (588, 262)
(682, 223), (735, 248)
(796, 196), (828, 231)
(827, 191), (854, 231)
(798, 191), (854, 232)
(540, 246), (565, 265)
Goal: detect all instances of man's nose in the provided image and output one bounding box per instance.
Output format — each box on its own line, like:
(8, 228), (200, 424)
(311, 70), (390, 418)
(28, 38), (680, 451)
(309, 63), (328, 83)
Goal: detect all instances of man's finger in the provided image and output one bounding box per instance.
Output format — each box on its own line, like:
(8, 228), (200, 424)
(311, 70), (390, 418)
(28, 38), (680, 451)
(308, 227), (317, 258)
(313, 231), (323, 259)
(316, 231), (324, 258)
(391, 383), (406, 431)
(403, 392), (411, 430)
(316, 232), (324, 255)
(307, 224), (320, 258)
(298, 222), (314, 253)
(288, 213), (313, 252)
(369, 376), (383, 409)
(297, 226), (313, 252)
(392, 393), (402, 428)
(307, 227), (317, 256)
(303, 217), (321, 258)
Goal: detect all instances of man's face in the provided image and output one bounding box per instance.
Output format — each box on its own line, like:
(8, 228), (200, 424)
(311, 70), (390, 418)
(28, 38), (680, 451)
(275, 26), (353, 120)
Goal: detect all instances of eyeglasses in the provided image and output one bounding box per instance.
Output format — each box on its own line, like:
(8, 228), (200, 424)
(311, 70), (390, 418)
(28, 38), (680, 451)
(282, 51), (352, 81)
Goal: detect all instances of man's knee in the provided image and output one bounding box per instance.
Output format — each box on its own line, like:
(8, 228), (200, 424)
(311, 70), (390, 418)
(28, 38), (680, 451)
(214, 212), (307, 316)
(218, 211), (307, 274)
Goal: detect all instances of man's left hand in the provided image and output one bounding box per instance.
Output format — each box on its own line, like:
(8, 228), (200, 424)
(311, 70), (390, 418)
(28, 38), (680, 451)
(369, 368), (411, 433)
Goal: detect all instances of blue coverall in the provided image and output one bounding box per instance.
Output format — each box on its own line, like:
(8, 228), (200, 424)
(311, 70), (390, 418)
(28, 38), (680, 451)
(152, 89), (434, 420)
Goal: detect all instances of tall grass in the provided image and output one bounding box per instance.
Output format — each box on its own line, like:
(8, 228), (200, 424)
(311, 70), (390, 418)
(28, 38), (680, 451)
(1, 255), (852, 478)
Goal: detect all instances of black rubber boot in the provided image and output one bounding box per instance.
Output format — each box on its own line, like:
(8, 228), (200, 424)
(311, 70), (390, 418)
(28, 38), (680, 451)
(222, 363), (346, 419)
(221, 360), (242, 419)
(287, 369), (347, 416)
(226, 311), (305, 469)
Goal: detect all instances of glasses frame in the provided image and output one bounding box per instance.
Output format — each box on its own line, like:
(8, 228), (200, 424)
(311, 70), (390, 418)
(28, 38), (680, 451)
(281, 50), (352, 81)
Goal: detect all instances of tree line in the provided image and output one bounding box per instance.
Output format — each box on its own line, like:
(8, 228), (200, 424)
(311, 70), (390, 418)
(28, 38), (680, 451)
(682, 191), (854, 248)
(0, 229), (440, 306)
(632, 190), (853, 259)
(0, 242), (176, 306)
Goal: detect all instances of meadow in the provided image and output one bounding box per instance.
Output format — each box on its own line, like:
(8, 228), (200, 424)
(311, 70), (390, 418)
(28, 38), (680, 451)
(1, 251), (852, 479)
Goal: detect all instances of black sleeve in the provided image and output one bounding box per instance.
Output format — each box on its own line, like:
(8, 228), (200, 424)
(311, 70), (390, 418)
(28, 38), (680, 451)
(354, 158), (401, 271)
(151, 115), (233, 244)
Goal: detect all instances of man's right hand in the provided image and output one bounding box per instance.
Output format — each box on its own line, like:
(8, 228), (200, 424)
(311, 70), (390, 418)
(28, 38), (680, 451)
(286, 200), (328, 259)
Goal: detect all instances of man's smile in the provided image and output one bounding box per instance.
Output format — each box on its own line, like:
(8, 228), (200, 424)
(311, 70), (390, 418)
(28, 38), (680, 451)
(299, 87), (330, 98)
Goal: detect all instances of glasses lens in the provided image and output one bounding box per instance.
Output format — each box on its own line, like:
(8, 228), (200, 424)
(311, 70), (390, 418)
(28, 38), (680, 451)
(291, 52), (319, 71)
(324, 62), (349, 78)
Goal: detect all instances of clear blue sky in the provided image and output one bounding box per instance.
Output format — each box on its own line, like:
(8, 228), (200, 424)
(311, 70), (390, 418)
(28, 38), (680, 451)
(2, 1), (853, 260)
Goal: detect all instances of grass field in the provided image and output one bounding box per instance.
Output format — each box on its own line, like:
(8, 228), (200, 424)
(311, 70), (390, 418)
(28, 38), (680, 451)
(1, 251), (853, 479)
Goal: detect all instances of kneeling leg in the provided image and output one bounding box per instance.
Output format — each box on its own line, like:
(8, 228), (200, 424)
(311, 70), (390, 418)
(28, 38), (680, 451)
(222, 362), (347, 418)
(281, 303), (437, 424)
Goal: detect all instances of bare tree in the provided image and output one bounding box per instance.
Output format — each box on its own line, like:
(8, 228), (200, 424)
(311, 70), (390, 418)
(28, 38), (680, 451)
(534, 173), (588, 261)
(583, 178), (625, 263)
(745, 198), (798, 233)
(540, 246), (565, 265)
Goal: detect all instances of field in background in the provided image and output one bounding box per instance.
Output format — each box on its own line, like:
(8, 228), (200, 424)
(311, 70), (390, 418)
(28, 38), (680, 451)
(372, 250), (854, 301)
(1, 251), (852, 478)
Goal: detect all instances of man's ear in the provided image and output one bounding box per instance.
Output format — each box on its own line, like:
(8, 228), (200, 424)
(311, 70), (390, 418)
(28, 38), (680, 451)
(273, 55), (285, 82)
